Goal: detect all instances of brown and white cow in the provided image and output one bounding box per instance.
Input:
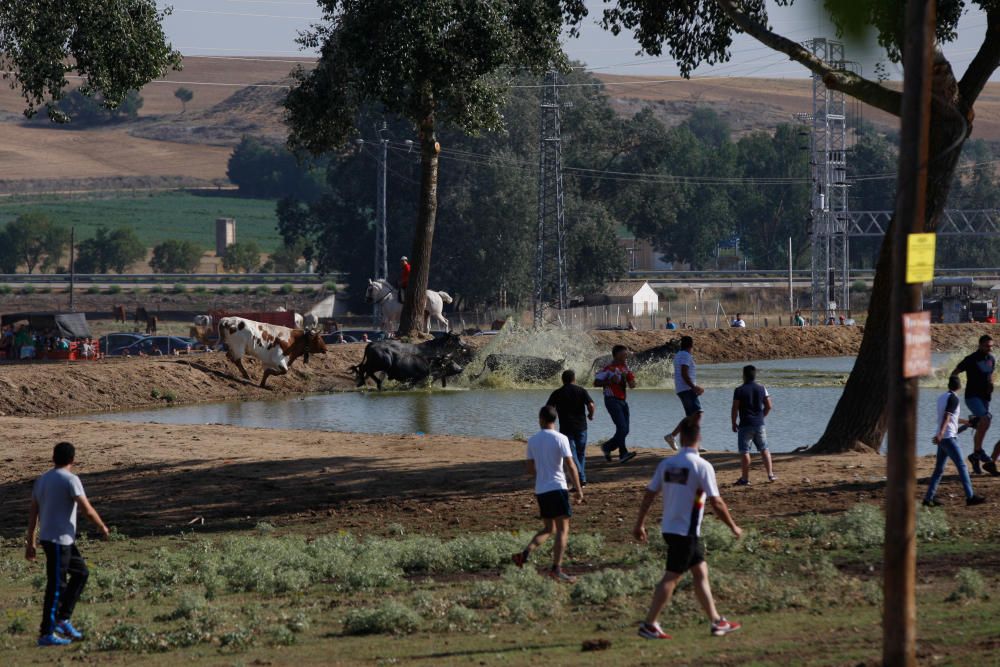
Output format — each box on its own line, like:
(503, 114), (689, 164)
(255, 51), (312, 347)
(218, 316), (327, 388)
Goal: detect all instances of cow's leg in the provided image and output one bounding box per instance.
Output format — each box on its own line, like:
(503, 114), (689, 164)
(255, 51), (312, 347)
(231, 357), (252, 381)
(374, 372), (383, 392)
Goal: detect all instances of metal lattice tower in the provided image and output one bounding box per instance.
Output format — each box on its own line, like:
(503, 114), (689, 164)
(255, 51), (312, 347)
(805, 38), (851, 320)
(533, 70), (568, 326)
(374, 138), (389, 283)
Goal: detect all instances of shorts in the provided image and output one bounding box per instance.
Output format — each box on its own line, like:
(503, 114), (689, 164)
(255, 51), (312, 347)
(966, 396), (991, 419)
(677, 389), (703, 416)
(536, 489), (572, 519)
(737, 425), (768, 454)
(663, 533), (705, 574)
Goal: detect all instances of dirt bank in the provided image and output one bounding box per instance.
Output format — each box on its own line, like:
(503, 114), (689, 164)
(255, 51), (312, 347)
(0, 323), (996, 418)
(1, 417), (997, 539)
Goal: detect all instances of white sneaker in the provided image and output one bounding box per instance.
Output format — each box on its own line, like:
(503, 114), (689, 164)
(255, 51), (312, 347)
(663, 434), (678, 451)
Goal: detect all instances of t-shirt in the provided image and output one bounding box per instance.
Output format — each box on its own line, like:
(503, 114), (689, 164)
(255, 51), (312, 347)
(647, 448), (720, 536)
(32, 468), (85, 546)
(731, 319), (746, 328)
(665, 322), (677, 330)
(733, 382), (770, 428)
(674, 350), (696, 393)
(936, 390), (961, 439)
(595, 362), (634, 400)
(546, 384), (593, 435)
(794, 315), (805, 326)
(956, 351), (996, 400)
(526, 429), (573, 494)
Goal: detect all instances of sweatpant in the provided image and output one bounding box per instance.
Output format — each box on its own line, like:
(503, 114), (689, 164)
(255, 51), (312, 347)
(604, 396), (630, 457)
(39, 541), (88, 636)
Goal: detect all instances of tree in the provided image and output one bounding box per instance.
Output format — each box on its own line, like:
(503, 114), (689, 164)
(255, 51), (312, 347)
(221, 241), (262, 273)
(150, 240), (202, 273)
(263, 239), (308, 273)
(75, 226), (145, 273)
(569, 1), (1000, 453)
(4, 213), (69, 274)
(0, 227), (17, 273)
(227, 136), (326, 201)
(1, 2), (179, 124)
(285, 0), (576, 336)
(174, 87), (193, 113)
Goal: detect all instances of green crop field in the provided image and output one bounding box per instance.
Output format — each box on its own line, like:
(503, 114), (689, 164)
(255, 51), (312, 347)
(0, 192), (282, 251)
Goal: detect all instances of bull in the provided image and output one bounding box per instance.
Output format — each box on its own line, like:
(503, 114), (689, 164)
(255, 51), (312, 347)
(471, 354), (564, 383)
(351, 340), (464, 391)
(218, 316), (327, 388)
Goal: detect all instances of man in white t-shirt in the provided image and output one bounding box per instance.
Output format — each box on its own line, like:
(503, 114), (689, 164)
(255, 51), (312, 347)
(26, 442), (109, 647)
(730, 314), (746, 328)
(923, 375), (986, 507)
(633, 418), (742, 640)
(665, 336), (704, 450)
(512, 406), (584, 583)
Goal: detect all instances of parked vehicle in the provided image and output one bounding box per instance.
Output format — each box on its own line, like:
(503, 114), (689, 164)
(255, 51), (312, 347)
(113, 336), (200, 356)
(99, 333), (148, 356)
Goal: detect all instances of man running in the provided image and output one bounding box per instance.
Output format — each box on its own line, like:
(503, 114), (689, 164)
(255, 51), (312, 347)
(634, 417), (743, 640)
(26, 442), (109, 647)
(594, 345), (638, 464)
(512, 406), (584, 582)
(664, 336), (704, 450)
(731, 365), (775, 485)
(924, 376), (986, 507)
(547, 370), (596, 487)
(951, 335), (999, 475)
(397, 256), (411, 303)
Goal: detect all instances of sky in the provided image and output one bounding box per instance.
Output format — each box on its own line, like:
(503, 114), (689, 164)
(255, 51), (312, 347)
(158, 0), (994, 82)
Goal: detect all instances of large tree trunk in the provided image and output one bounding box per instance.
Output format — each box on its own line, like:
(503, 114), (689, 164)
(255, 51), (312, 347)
(810, 62), (969, 453)
(398, 114), (440, 337)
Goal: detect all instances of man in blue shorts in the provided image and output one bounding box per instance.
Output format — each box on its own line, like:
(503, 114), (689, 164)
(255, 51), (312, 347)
(633, 417), (742, 640)
(731, 365), (776, 485)
(512, 406), (584, 583)
(951, 335), (999, 475)
(674, 336), (704, 417)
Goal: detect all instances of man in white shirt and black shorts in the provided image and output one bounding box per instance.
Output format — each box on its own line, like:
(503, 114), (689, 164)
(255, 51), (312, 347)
(512, 406), (584, 582)
(633, 417), (742, 640)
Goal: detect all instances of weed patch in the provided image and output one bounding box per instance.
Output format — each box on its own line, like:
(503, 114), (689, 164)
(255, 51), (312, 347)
(343, 601), (421, 636)
(947, 568), (989, 603)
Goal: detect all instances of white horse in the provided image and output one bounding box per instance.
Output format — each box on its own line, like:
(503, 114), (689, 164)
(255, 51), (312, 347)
(365, 278), (452, 333)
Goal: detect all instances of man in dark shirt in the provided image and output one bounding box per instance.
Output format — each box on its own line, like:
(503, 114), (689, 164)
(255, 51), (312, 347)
(547, 370), (596, 486)
(952, 335), (999, 475)
(731, 365), (775, 485)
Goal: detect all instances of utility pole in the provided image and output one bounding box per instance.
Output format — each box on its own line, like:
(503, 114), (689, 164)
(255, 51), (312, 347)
(69, 227), (75, 312)
(533, 69), (569, 327)
(788, 237), (793, 315)
(884, 0), (934, 665)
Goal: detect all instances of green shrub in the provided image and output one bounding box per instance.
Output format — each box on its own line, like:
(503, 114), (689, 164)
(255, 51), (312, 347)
(254, 285), (271, 295)
(5, 609), (29, 635)
(193, 285), (209, 294)
(279, 283), (294, 294)
(947, 567), (988, 603)
(37, 286), (51, 294)
(164, 592), (207, 621)
(96, 621), (160, 652)
(0, 285), (11, 294)
(851, 279), (868, 293)
(107, 284), (123, 294)
(566, 532), (605, 559)
(571, 569), (642, 605)
(216, 286), (233, 295)
(700, 518), (739, 552)
(916, 506), (950, 541)
(172, 283), (187, 294)
(789, 513), (832, 539)
(324, 280), (337, 291)
(444, 604), (478, 630)
(833, 504), (884, 548)
(343, 601), (421, 635)
(150, 285), (165, 294)
(86, 285), (101, 294)
(20, 285), (34, 295)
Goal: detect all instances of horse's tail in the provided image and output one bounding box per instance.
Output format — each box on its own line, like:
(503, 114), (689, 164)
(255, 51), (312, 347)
(437, 291), (453, 304)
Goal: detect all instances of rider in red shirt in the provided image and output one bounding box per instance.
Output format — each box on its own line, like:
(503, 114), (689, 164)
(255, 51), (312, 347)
(398, 256), (411, 303)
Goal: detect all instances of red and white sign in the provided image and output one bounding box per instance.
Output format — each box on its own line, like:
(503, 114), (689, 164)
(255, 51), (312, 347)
(903, 311), (932, 378)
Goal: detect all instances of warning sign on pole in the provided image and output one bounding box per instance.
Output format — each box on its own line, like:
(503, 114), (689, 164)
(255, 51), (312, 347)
(903, 311), (932, 378)
(906, 233), (936, 283)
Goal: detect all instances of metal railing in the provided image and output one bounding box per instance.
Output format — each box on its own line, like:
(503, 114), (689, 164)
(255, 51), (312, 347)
(0, 272), (343, 285)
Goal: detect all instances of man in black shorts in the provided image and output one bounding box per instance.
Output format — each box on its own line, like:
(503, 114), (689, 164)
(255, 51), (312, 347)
(547, 370), (596, 487)
(633, 418), (742, 640)
(512, 406), (584, 582)
(952, 335), (999, 475)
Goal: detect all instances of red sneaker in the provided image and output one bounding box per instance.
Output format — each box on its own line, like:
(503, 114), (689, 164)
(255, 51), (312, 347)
(638, 622), (672, 640)
(711, 617), (742, 636)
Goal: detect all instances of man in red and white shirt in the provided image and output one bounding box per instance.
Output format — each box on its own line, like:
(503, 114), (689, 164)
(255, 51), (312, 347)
(594, 345), (637, 464)
(633, 417), (743, 640)
(397, 256), (411, 303)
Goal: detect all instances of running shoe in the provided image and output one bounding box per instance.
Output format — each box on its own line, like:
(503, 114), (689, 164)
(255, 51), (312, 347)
(734, 478), (750, 486)
(55, 620), (83, 641)
(547, 569), (577, 584)
(967, 495), (987, 506)
(922, 497), (943, 507)
(663, 434), (678, 451)
(984, 459), (999, 476)
(710, 617), (742, 636)
(37, 634), (71, 647)
(767, 474), (778, 482)
(619, 452), (637, 464)
(638, 622), (672, 640)
(968, 454), (983, 475)
(600, 441), (613, 462)
(511, 552), (527, 568)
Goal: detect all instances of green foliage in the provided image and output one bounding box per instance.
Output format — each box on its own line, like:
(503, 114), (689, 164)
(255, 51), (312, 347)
(173, 86), (193, 113)
(87, 285), (101, 294)
(254, 285), (271, 296)
(278, 283), (294, 295)
(0, 285), (11, 294)
(192, 285), (208, 294)
(150, 285), (164, 294)
(834, 504), (885, 548)
(75, 226), (145, 274)
(107, 284), (122, 294)
(216, 286), (233, 295)
(151, 241), (202, 274)
(947, 567), (989, 603)
(54, 89), (144, 126)
(343, 601), (421, 636)
(227, 137), (326, 201)
(19, 285), (34, 295)
(570, 568), (644, 605)
(172, 283), (187, 294)
(916, 506), (950, 541)
(3, 212), (69, 273)
(262, 239), (308, 273)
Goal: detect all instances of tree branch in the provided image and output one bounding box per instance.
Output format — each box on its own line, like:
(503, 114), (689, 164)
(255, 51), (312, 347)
(958, 9), (1000, 107)
(714, 0), (902, 117)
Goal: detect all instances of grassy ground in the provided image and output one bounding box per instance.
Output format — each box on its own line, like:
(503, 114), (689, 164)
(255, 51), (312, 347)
(1, 506), (997, 666)
(0, 192), (281, 251)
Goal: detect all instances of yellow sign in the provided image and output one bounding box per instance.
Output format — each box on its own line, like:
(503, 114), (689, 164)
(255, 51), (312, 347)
(906, 233), (936, 283)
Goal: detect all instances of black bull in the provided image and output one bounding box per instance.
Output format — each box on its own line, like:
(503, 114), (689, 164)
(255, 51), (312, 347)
(471, 354), (565, 383)
(590, 340), (681, 374)
(351, 338), (468, 391)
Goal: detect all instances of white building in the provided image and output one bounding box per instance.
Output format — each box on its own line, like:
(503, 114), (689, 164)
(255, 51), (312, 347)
(586, 280), (660, 315)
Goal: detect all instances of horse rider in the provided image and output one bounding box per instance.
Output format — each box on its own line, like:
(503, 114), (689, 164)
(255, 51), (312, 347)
(397, 256), (411, 303)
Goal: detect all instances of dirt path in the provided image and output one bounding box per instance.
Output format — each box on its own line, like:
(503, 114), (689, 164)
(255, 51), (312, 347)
(2, 417), (997, 541)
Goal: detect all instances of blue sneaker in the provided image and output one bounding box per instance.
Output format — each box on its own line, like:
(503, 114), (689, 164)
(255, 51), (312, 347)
(37, 633), (72, 647)
(56, 620), (83, 640)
